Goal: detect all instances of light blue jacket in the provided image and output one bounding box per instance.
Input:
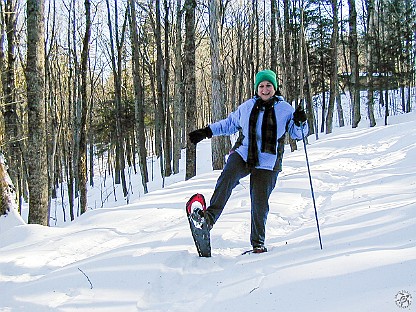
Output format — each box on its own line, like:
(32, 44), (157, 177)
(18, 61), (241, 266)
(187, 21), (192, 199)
(209, 96), (309, 171)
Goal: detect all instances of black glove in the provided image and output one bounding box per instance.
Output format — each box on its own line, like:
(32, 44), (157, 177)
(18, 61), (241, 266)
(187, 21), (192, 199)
(293, 106), (307, 126)
(189, 126), (213, 145)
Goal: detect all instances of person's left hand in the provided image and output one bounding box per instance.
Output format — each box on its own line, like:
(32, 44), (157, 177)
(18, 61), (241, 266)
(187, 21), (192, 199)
(293, 106), (307, 126)
(188, 126), (213, 145)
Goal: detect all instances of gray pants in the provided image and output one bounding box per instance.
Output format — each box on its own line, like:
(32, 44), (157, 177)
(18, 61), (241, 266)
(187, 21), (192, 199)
(206, 152), (278, 247)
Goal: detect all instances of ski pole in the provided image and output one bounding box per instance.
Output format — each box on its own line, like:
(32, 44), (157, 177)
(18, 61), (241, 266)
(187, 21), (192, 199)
(301, 123), (323, 250)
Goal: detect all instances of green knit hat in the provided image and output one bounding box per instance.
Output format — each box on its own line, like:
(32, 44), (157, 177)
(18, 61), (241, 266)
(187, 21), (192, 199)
(254, 69), (278, 92)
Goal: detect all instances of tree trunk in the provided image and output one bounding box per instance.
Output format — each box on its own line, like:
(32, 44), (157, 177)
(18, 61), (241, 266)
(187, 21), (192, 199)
(209, 0), (229, 170)
(163, 0), (172, 177)
(0, 154), (18, 216)
(70, 0), (81, 204)
(0, 0), (22, 212)
(270, 0), (278, 73)
(299, 9), (304, 105)
(349, 0), (361, 128)
(105, 0), (128, 195)
(45, 0), (58, 202)
(184, 0), (197, 180)
(326, 0), (339, 134)
(301, 8), (316, 137)
(403, 0), (412, 113)
(277, 5), (286, 94)
(154, 0), (166, 185)
(128, 0), (148, 193)
(26, 0), (49, 225)
(173, 0), (184, 175)
(366, 0), (376, 127)
(384, 89), (389, 125)
(283, 0), (293, 100)
(253, 0), (259, 75)
(246, 1), (255, 96)
(336, 86), (345, 127)
(318, 4), (326, 133)
(283, 0), (298, 152)
(66, 0), (75, 221)
(78, 0), (91, 214)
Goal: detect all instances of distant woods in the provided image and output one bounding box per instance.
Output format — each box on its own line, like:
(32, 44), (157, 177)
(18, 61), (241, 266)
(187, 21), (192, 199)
(0, 0), (415, 224)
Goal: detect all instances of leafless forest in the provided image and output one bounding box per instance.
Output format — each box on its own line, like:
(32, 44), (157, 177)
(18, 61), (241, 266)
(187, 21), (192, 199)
(0, 0), (415, 225)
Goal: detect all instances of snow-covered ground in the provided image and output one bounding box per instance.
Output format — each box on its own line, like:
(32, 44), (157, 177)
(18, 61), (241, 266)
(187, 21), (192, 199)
(1, 112), (415, 311)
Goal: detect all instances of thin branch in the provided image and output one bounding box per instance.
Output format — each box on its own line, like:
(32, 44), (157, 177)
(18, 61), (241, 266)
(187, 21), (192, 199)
(78, 268), (93, 289)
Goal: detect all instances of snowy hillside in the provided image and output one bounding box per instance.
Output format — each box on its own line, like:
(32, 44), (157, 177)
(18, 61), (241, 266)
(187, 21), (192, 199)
(1, 112), (415, 311)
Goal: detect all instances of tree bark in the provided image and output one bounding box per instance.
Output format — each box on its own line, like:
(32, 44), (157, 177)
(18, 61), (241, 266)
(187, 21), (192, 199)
(283, 0), (293, 100)
(78, 0), (91, 214)
(105, 0), (128, 195)
(301, 8), (316, 137)
(0, 154), (18, 216)
(154, 0), (167, 184)
(0, 0), (22, 211)
(209, 0), (229, 170)
(366, 0), (376, 127)
(128, 0), (148, 193)
(163, 0), (172, 177)
(26, 0), (49, 225)
(325, 0), (339, 134)
(349, 0), (361, 128)
(173, 0), (184, 175)
(184, 0), (197, 180)
(270, 0), (278, 73)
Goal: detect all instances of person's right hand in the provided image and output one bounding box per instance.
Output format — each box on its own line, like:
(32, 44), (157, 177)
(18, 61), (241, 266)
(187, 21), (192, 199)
(293, 106), (307, 126)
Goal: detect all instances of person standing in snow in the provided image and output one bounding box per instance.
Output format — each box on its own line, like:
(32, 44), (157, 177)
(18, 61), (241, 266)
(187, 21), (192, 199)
(189, 69), (308, 253)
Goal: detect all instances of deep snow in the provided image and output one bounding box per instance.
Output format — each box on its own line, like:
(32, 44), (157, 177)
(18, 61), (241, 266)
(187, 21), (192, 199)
(1, 112), (415, 311)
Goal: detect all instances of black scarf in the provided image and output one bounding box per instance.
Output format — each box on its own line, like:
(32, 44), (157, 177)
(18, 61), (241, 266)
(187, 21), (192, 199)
(247, 96), (278, 168)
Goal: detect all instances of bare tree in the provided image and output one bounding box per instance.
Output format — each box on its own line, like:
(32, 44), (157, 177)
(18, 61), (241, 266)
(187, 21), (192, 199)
(184, 0), (197, 180)
(105, 0), (128, 195)
(300, 7), (315, 137)
(45, 0), (59, 203)
(209, 0), (229, 169)
(0, 0), (22, 211)
(78, 0), (91, 214)
(128, 0), (148, 193)
(349, 0), (361, 128)
(0, 154), (18, 216)
(163, 0), (172, 178)
(154, 0), (166, 183)
(65, 0), (76, 221)
(283, 0), (294, 101)
(326, 0), (340, 133)
(366, 0), (376, 127)
(26, 0), (49, 225)
(173, 0), (185, 174)
(270, 0), (278, 73)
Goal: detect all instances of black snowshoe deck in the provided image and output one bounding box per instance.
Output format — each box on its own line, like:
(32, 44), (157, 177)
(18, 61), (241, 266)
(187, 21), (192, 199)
(186, 193), (211, 257)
